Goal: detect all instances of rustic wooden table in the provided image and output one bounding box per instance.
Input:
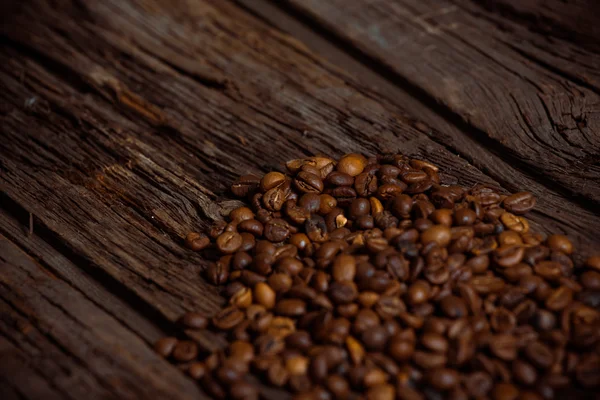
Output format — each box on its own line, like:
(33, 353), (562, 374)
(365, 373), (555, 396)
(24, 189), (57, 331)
(1, 0), (598, 398)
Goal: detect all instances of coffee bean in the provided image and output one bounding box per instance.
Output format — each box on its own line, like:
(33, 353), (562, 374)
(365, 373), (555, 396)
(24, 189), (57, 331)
(215, 231), (242, 254)
(355, 173), (378, 197)
(231, 174), (261, 197)
(275, 299), (307, 317)
(502, 192), (536, 215)
(295, 171), (324, 194)
(440, 295), (468, 318)
(154, 337), (178, 357)
(185, 232), (210, 251)
(421, 333), (448, 353)
(254, 282), (276, 309)
(426, 368), (459, 390)
(464, 371), (492, 397)
(264, 219), (290, 242)
(172, 340), (198, 362)
(326, 375), (350, 399)
(366, 384), (395, 400)
(545, 286), (573, 311)
(213, 306), (245, 330)
(547, 234), (573, 254)
(188, 362), (207, 380)
(326, 171), (355, 187)
(332, 254), (356, 282)
(337, 153), (366, 177)
(179, 312), (209, 330)
(512, 359), (537, 385)
(489, 334), (517, 360)
(524, 341), (553, 369)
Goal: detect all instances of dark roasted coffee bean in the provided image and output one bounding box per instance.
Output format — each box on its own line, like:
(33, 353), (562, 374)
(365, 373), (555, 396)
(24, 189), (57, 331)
(275, 299), (307, 317)
(327, 171), (355, 187)
(355, 172), (378, 197)
(237, 219), (263, 236)
(502, 192), (536, 215)
(206, 261), (229, 285)
(231, 174), (260, 197)
(264, 218), (290, 242)
(295, 171), (324, 194)
(328, 281), (358, 304)
(426, 368), (459, 390)
(489, 334), (517, 360)
(154, 337), (178, 357)
(213, 306), (245, 330)
(172, 340), (198, 362)
(232, 251), (252, 270)
(349, 198), (371, 219)
(179, 312), (209, 330)
(463, 371), (492, 397)
(524, 341), (553, 369)
(440, 295), (468, 318)
(216, 232), (243, 254)
(185, 232), (210, 251)
(512, 359), (537, 385)
(305, 215), (329, 242)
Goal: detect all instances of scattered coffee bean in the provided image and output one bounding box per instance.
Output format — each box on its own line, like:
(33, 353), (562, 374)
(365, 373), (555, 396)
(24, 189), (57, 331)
(159, 153), (599, 398)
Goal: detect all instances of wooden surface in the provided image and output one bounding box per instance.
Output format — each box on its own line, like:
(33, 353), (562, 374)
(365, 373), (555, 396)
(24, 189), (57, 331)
(0, 0), (598, 398)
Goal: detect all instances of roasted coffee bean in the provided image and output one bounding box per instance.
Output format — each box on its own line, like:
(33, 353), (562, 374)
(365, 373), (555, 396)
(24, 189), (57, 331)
(489, 334), (517, 360)
(165, 153), (600, 399)
(216, 232), (243, 254)
(264, 219), (290, 242)
(213, 307), (245, 330)
(172, 340), (198, 362)
(185, 232), (210, 251)
(231, 174), (260, 197)
(275, 299), (307, 317)
(426, 368), (459, 390)
(355, 172), (378, 197)
(502, 192), (536, 215)
(179, 312), (209, 330)
(337, 154), (366, 177)
(440, 295), (468, 318)
(295, 171), (324, 194)
(154, 337), (178, 358)
(319, 194), (338, 215)
(188, 362), (207, 380)
(206, 261), (229, 285)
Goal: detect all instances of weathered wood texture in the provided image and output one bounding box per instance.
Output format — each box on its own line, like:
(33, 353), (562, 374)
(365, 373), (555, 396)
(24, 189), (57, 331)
(0, 0), (599, 397)
(284, 0), (600, 206)
(0, 235), (205, 400)
(480, 0), (600, 52)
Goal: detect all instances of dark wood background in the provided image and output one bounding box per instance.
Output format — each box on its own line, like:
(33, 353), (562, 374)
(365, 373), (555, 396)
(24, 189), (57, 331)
(1, 0), (598, 398)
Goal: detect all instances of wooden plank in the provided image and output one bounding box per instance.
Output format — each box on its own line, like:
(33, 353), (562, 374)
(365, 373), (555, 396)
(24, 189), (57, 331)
(283, 0), (600, 206)
(0, 236), (205, 400)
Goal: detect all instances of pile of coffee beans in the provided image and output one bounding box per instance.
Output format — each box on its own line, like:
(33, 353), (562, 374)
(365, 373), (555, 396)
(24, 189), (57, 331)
(155, 153), (600, 399)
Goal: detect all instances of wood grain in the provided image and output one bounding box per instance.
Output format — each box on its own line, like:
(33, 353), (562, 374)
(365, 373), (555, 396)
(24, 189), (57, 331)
(283, 0), (600, 206)
(0, 236), (205, 400)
